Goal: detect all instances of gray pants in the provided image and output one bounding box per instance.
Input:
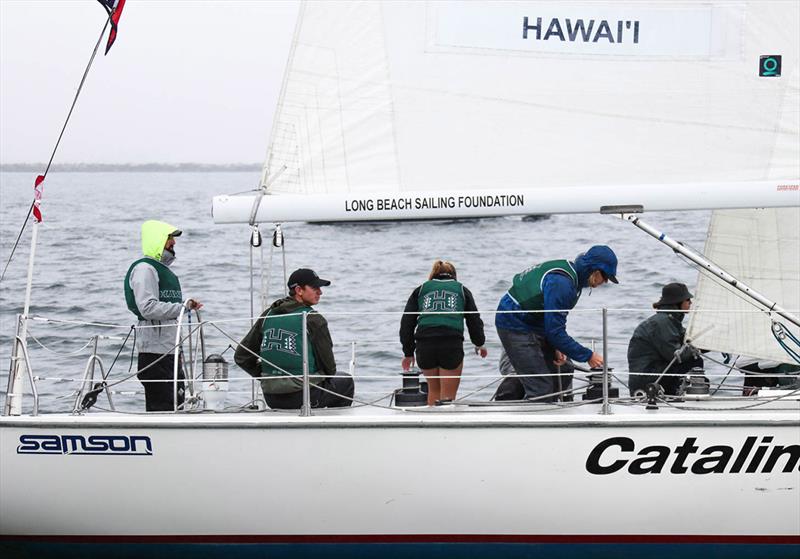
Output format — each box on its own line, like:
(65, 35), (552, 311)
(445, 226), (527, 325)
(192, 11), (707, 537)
(496, 328), (572, 402)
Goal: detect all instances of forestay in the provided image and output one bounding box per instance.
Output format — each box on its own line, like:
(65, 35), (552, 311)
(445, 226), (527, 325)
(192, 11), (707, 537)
(213, 0), (799, 222)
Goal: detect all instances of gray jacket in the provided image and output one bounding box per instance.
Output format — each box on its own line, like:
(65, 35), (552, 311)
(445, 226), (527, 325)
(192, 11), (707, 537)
(128, 255), (186, 355)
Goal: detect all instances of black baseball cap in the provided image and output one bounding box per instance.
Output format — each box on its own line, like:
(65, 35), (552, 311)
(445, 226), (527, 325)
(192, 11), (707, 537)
(288, 268), (331, 289)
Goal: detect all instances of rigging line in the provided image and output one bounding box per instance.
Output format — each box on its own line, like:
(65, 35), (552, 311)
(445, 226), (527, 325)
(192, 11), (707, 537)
(103, 326), (135, 380)
(44, 20), (110, 179)
(0, 18), (110, 285)
(101, 328), (197, 390)
(772, 323), (800, 364)
(0, 203), (33, 284)
(711, 355), (739, 396)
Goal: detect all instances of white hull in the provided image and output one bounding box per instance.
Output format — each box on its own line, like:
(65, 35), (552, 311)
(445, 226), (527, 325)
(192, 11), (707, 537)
(2, 403), (799, 557)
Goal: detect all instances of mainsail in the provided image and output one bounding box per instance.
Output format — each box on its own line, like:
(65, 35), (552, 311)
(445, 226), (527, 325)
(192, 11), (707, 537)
(686, 11), (800, 365)
(213, 0), (799, 223)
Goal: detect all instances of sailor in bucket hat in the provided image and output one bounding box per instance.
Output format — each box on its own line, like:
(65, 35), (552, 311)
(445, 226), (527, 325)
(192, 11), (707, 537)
(628, 282), (703, 396)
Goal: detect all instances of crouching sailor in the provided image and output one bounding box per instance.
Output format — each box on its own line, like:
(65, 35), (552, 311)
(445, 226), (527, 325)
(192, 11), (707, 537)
(235, 268), (355, 409)
(124, 220), (202, 411)
(494, 245), (618, 402)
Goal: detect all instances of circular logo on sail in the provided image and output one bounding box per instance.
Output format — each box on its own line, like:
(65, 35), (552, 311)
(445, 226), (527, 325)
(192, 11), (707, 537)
(760, 55), (782, 77)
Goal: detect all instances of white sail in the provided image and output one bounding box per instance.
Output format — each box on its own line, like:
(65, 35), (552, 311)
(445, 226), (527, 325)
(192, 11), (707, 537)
(213, 0), (800, 223)
(687, 207), (800, 364)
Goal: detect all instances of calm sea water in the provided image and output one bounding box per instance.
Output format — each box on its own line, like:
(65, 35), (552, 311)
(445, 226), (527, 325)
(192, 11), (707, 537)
(0, 171), (714, 413)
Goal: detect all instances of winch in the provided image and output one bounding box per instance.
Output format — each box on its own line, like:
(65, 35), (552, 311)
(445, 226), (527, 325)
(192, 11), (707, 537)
(393, 372), (428, 407)
(582, 369), (619, 401)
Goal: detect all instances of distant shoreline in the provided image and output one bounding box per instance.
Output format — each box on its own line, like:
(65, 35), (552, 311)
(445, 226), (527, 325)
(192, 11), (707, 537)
(0, 163), (261, 172)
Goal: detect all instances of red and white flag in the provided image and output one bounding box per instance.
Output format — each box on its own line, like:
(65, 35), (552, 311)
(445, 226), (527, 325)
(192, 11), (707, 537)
(32, 175), (45, 223)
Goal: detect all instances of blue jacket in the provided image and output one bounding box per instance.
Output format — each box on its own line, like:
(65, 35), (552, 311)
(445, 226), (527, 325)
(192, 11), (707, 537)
(495, 246), (617, 362)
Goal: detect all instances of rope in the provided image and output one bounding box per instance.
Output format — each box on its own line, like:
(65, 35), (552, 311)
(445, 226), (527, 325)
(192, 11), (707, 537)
(104, 326), (134, 379)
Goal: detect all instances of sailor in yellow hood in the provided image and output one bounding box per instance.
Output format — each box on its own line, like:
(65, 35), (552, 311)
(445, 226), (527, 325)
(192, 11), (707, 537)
(124, 220), (202, 411)
(141, 219), (181, 262)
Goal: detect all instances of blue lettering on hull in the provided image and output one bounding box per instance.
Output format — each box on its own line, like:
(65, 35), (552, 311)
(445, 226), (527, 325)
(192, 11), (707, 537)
(16, 434), (153, 455)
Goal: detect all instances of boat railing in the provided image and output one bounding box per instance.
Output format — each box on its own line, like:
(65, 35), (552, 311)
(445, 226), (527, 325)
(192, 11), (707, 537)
(3, 307), (799, 417)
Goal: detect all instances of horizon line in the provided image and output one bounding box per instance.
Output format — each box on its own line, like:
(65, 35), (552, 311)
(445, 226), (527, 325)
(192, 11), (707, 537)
(0, 162), (262, 172)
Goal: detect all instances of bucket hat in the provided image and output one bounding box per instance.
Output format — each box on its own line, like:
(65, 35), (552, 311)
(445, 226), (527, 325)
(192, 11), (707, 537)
(654, 282), (693, 308)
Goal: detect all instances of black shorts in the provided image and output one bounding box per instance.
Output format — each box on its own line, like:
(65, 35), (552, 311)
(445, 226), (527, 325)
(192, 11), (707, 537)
(415, 337), (464, 370)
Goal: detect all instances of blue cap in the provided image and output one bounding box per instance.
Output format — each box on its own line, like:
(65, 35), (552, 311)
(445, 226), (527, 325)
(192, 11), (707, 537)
(583, 245), (618, 284)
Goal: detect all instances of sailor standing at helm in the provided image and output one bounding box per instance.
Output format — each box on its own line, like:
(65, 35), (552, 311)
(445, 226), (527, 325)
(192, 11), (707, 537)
(494, 245), (618, 402)
(124, 220), (202, 411)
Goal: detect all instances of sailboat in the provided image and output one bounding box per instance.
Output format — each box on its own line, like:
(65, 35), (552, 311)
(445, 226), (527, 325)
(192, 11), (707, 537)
(2, 1), (799, 558)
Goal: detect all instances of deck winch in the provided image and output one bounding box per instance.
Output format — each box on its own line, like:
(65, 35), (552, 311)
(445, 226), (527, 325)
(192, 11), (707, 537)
(582, 370), (619, 401)
(393, 372), (428, 407)
(682, 369), (710, 396)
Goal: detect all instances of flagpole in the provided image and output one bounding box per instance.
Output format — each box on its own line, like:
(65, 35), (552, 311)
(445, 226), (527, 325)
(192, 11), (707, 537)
(8, 221), (41, 416)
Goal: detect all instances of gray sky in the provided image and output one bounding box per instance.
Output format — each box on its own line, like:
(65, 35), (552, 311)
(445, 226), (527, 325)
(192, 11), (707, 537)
(0, 0), (299, 164)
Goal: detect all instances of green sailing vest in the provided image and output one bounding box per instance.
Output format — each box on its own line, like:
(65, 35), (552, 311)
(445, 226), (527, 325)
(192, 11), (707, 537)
(259, 307), (320, 394)
(507, 259), (577, 311)
(124, 258), (183, 320)
(417, 279), (465, 333)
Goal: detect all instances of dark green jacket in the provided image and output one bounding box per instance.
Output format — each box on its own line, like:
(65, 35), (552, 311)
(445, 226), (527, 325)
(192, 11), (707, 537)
(235, 297), (337, 388)
(627, 311), (695, 375)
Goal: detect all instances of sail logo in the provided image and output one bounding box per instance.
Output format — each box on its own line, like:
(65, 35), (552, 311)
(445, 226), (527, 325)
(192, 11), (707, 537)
(586, 436), (799, 475)
(522, 17), (639, 44)
(263, 328), (299, 356)
(760, 55), (781, 77)
(17, 434), (153, 456)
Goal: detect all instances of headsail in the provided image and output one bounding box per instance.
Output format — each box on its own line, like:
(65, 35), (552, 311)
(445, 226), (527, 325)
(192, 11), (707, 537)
(687, 208), (800, 364)
(213, 0), (799, 223)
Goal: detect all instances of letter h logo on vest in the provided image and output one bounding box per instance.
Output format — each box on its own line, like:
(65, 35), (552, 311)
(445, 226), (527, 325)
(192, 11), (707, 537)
(263, 328), (300, 356)
(423, 290), (457, 312)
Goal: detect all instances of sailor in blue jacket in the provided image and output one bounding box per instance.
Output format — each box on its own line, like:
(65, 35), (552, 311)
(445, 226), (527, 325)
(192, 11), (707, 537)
(494, 245), (618, 402)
